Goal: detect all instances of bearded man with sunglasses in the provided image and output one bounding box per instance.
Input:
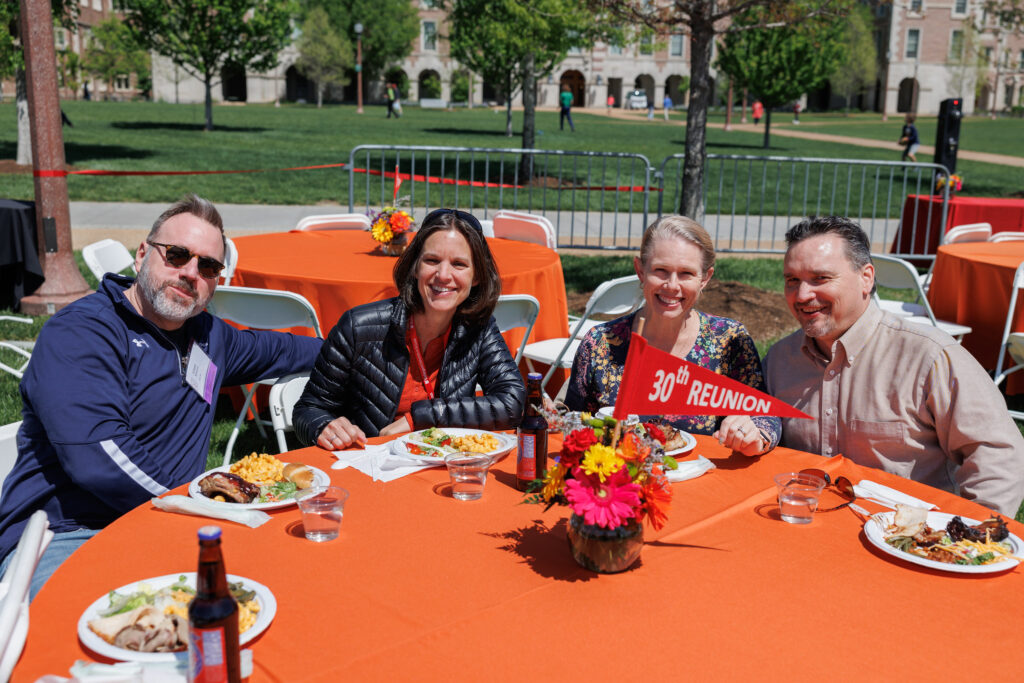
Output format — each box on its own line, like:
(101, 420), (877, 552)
(765, 215), (1024, 517)
(0, 195), (322, 598)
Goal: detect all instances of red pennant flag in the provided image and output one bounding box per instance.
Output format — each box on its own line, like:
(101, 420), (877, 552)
(393, 164), (403, 203)
(613, 333), (809, 420)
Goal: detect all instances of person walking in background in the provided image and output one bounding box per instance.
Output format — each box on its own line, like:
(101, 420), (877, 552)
(559, 85), (575, 132)
(899, 114), (920, 162)
(647, 94), (655, 120)
(752, 100), (764, 125)
(386, 82), (399, 119)
(663, 94), (672, 121)
(793, 101), (801, 124)
(607, 94), (614, 114)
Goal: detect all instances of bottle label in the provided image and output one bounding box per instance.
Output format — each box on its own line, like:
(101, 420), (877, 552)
(518, 433), (536, 480)
(189, 626), (227, 682)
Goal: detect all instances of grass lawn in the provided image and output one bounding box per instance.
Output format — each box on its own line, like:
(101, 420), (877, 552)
(1, 102), (1022, 208)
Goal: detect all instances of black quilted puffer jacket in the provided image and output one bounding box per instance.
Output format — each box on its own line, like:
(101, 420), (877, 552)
(293, 297), (526, 445)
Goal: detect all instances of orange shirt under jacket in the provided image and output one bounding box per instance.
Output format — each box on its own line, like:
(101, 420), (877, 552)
(398, 324), (451, 429)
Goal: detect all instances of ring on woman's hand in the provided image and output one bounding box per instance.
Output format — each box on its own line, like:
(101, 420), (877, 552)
(736, 427), (745, 435)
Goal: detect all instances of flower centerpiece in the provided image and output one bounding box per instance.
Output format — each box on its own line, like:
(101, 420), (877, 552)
(935, 174), (963, 194)
(527, 415), (677, 573)
(369, 206), (416, 256)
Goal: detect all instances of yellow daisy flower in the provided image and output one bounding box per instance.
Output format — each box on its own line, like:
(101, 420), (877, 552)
(580, 444), (624, 483)
(371, 219), (393, 244)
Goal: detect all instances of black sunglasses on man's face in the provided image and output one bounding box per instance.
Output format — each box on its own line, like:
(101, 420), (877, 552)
(146, 240), (225, 279)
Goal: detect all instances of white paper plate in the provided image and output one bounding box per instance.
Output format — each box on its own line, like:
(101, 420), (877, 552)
(188, 465), (329, 510)
(864, 511), (1022, 574)
(664, 431), (697, 457)
(78, 572), (277, 662)
(391, 428), (516, 464)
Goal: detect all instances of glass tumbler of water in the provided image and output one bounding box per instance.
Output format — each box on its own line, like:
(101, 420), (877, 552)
(445, 452), (494, 501)
(296, 486), (349, 541)
(773, 472), (826, 524)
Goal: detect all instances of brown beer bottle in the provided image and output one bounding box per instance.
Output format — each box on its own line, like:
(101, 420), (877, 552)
(516, 372), (548, 491)
(188, 526), (240, 683)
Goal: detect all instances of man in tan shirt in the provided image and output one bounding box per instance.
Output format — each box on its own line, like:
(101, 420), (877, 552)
(764, 215), (1024, 516)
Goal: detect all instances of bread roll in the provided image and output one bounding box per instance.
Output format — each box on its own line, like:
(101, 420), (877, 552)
(283, 462), (314, 489)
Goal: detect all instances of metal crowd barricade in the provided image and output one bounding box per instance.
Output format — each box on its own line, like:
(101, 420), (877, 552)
(656, 154), (952, 258)
(347, 145), (653, 250)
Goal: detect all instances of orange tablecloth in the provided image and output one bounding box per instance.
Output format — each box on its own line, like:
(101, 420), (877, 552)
(892, 194), (1024, 256)
(14, 436), (1024, 681)
(927, 241), (1024, 393)
(230, 231), (569, 354)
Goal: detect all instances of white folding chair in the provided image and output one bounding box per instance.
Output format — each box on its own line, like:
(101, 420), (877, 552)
(492, 210), (557, 250)
(0, 316), (33, 380)
(523, 274), (640, 398)
(994, 263), (1024, 416)
(0, 510), (52, 680)
(268, 373), (310, 453)
(0, 422), (20, 501)
(872, 254), (972, 341)
(989, 231), (1024, 243)
(942, 222), (992, 244)
(221, 237), (239, 286)
(295, 214), (372, 231)
(491, 294), (540, 365)
(81, 239), (135, 281)
(206, 286), (324, 465)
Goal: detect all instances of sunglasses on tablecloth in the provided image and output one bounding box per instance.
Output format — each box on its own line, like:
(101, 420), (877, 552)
(146, 240), (226, 279)
(799, 468), (857, 512)
(421, 208), (484, 234)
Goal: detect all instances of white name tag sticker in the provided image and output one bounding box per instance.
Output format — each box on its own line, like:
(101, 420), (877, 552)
(185, 343), (218, 404)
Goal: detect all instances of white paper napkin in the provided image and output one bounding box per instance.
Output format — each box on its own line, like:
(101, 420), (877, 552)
(852, 479), (937, 510)
(331, 444), (442, 482)
(34, 651), (251, 682)
(150, 495), (271, 528)
(665, 455), (716, 483)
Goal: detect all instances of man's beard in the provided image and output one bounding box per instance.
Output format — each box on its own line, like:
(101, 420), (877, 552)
(136, 255), (209, 322)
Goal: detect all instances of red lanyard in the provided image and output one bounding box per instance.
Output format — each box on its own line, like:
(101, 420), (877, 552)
(407, 318), (434, 400)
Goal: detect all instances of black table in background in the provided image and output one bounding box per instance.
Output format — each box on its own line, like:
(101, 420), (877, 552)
(0, 199), (44, 311)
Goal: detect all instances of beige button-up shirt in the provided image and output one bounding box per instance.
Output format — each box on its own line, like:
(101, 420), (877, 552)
(765, 303), (1024, 516)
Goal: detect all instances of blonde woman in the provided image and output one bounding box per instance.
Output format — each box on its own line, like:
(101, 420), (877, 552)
(565, 215), (780, 456)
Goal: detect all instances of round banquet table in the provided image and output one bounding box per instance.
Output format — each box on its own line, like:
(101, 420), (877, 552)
(230, 230), (569, 351)
(13, 436), (1024, 682)
(927, 241), (1024, 393)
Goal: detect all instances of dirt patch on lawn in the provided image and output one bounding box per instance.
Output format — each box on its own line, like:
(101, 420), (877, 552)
(566, 280), (797, 344)
(0, 160), (31, 174)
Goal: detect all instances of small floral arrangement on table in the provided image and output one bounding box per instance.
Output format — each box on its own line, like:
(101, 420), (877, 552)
(935, 174), (963, 193)
(368, 206), (416, 255)
(526, 415), (678, 572)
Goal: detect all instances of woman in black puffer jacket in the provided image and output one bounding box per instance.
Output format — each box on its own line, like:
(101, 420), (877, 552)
(293, 208), (527, 450)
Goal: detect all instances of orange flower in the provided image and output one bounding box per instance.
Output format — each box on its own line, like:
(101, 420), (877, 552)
(640, 473), (672, 530)
(617, 432), (649, 463)
(389, 211), (411, 232)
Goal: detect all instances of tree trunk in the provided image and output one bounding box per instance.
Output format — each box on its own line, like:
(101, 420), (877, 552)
(204, 73), (214, 131)
(724, 79), (733, 131)
(504, 73), (513, 137)
(16, 67), (32, 165)
(763, 108), (772, 148)
(679, 18), (715, 221)
(317, 82), (323, 108)
(518, 54), (536, 183)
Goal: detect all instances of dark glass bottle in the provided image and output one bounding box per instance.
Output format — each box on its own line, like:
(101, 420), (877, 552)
(516, 372), (548, 491)
(188, 526), (240, 683)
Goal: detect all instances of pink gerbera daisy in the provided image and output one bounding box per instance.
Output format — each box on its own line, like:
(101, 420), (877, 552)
(565, 467), (641, 529)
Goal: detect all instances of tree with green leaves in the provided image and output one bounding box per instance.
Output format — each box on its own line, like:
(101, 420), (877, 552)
(122, 0), (293, 131)
(299, 0), (418, 99)
(589, 0), (850, 220)
(717, 3), (847, 148)
(82, 17), (150, 100)
(294, 6), (353, 108)
(2, 0), (79, 164)
(829, 3), (876, 112)
(448, 0), (619, 178)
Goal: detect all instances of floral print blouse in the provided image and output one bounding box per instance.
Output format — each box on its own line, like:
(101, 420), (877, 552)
(564, 310), (781, 448)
